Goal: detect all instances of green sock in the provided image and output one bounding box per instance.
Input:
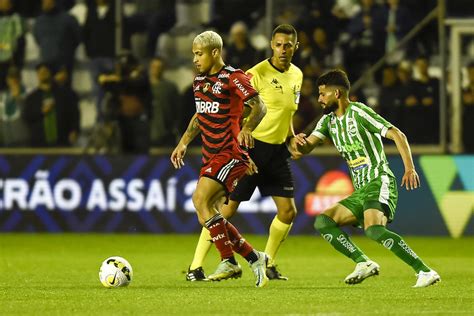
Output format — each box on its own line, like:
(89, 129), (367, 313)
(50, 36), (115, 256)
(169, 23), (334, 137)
(314, 214), (368, 263)
(365, 225), (430, 273)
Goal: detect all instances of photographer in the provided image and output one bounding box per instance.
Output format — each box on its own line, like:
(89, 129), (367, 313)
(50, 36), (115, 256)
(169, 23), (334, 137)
(98, 53), (151, 153)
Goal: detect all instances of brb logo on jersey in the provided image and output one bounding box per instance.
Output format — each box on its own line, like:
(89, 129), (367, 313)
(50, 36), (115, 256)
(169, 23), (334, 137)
(196, 99), (220, 113)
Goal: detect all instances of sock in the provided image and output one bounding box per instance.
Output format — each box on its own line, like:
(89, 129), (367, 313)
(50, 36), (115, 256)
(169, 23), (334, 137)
(365, 225), (430, 273)
(189, 227), (213, 270)
(224, 220), (254, 258)
(264, 216), (292, 266)
(314, 214), (368, 263)
(205, 214), (234, 261)
(244, 250), (259, 264)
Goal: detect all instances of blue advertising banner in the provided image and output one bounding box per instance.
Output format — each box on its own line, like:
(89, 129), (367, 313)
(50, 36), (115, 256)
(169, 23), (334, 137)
(0, 154), (472, 236)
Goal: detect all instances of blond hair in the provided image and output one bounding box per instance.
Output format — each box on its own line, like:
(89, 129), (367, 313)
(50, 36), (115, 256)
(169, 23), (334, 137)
(193, 30), (223, 51)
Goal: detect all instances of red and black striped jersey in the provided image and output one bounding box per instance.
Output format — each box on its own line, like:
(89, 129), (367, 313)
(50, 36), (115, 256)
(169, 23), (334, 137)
(193, 65), (258, 163)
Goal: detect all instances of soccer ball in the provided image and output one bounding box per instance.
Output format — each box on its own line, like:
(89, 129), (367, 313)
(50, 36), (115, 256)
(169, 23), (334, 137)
(99, 256), (133, 288)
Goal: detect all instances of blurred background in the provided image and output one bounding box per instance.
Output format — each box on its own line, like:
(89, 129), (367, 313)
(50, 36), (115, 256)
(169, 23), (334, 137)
(0, 0), (472, 237)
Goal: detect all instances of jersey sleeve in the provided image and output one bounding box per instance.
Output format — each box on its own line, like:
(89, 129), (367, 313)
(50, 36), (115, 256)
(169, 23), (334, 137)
(246, 68), (259, 91)
(230, 71), (258, 102)
(353, 105), (393, 137)
(311, 114), (330, 140)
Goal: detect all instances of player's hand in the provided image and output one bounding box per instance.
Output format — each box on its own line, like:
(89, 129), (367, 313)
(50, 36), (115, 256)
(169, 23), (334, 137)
(285, 137), (302, 160)
(238, 127), (254, 148)
(246, 157), (258, 175)
(293, 133), (308, 146)
(170, 143), (187, 169)
(401, 168), (420, 191)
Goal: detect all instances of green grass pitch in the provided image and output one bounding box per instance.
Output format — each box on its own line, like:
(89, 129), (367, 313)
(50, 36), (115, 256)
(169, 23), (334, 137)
(1, 234), (472, 315)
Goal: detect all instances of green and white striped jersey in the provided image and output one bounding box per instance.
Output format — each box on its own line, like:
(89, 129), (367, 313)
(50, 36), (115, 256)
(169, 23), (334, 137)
(311, 102), (394, 190)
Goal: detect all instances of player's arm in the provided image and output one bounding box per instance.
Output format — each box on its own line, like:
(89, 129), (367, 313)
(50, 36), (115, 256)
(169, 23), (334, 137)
(385, 126), (420, 190)
(240, 94), (267, 148)
(171, 113), (200, 169)
(287, 133), (323, 158)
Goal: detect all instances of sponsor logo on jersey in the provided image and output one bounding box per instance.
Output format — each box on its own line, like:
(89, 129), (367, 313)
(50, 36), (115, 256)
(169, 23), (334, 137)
(203, 82), (211, 93)
(195, 76), (206, 81)
(271, 78), (283, 93)
(232, 78), (249, 97)
(195, 100), (220, 113)
(194, 84), (200, 92)
(218, 72), (230, 79)
(205, 167), (212, 173)
(341, 140), (363, 153)
(348, 156), (369, 171)
(212, 81), (224, 94)
(347, 118), (357, 137)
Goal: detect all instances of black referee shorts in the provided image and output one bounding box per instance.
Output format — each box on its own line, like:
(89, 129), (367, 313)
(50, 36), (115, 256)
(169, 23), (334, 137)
(230, 139), (294, 201)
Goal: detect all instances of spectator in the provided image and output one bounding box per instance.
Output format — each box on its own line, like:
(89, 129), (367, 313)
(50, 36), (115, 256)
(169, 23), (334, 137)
(149, 56), (179, 147)
(292, 30), (312, 69)
(384, 0), (414, 64)
(0, 66), (27, 146)
(396, 60), (422, 143)
(22, 63), (80, 147)
(299, 0), (336, 37)
(134, 0), (176, 57)
(344, 0), (385, 79)
(99, 53), (150, 154)
(462, 62), (474, 152)
(54, 65), (80, 144)
(225, 21), (258, 72)
(310, 26), (335, 70)
(293, 77), (321, 132)
(83, 0), (116, 121)
(0, 0), (25, 91)
(33, 0), (81, 84)
(331, 0), (361, 33)
(378, 64), (402, 125)
(414, 55), (439, 143)
(209, 0), (264, 33)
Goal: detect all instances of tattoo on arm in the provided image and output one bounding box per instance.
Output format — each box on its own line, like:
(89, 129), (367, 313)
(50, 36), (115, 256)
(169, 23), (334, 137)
(243, 95), (266, 131)
(181, 115), (200, 144)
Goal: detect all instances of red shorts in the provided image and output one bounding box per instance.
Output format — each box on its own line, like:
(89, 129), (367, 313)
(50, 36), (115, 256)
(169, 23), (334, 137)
(199, 150), (249, 195)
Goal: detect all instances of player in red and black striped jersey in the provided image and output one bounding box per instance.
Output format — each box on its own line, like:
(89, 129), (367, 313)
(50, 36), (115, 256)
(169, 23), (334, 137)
(171, 30), (270, 287)
(193, 64), (257, 164)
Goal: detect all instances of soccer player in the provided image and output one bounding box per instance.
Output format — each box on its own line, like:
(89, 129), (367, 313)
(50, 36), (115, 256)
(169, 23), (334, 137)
(171, 30), (270, 287)
(186, 24), (302, 281)
(289, 69), (440, 287)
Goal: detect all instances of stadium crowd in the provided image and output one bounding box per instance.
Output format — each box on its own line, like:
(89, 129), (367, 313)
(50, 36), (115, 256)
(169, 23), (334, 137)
(0, 0), (473, 152)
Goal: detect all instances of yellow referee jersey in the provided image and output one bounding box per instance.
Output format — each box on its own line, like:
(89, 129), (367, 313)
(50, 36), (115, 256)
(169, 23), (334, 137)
(247, 59), (303, 144)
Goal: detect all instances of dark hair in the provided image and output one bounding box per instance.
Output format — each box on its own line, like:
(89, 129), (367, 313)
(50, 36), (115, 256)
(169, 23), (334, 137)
(316, 69), (350, 91)
(272, 24), (297, 40)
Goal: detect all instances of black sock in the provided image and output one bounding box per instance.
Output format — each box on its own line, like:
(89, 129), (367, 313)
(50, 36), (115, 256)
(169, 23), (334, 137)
(244, 250), (259, 264)
(227, 256), (238, 265)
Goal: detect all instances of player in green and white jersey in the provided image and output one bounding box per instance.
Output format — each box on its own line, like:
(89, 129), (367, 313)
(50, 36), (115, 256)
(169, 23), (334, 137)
(289, 69), (440, 288)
